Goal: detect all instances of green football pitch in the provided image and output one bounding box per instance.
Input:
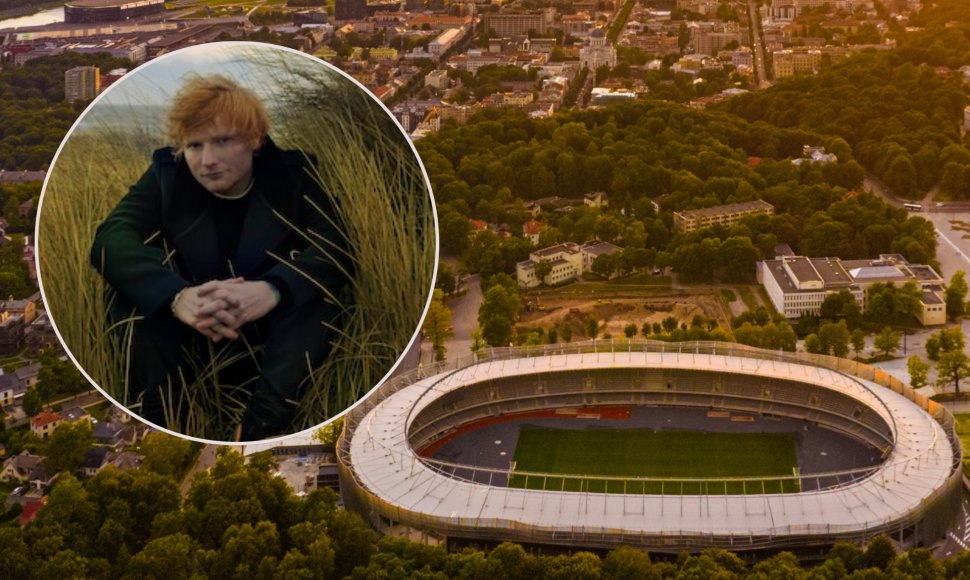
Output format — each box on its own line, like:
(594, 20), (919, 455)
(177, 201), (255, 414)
(508, 427), (800, 494)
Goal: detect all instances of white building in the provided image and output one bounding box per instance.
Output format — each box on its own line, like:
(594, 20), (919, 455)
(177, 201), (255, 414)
(516, 241), (621, 288)
(580, 28), (617, 70)
(429, 28), (463, 58)
(759, 254), (946, 325)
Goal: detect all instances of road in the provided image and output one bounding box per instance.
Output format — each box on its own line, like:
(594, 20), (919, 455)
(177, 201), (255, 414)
(180, 443), (222, 496)
(747, 0), (770, 87)
(419, 273), (483, 364)
(864, 173), (970, 278)
(4, 389), (105, 428)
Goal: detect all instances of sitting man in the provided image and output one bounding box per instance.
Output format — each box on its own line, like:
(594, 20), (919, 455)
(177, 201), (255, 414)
(91, 75), (351, 441)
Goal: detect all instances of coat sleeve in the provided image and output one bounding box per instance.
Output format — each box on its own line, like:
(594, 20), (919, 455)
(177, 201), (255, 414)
(90, 165), (190, 317)
(260, 164), (354, 310)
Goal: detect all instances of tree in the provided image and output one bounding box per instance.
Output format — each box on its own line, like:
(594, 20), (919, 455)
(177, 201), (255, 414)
(22, 388), (43, 417)
(423, 289), (453, 361)
(818, 320), (850, 358)
(624, 323), (638, 338)
(851, 328), (866, 358)
(661, 316), (678, 333)
(804, 333), (824, 354)
(946, 270), (968, 320)
(937, 351), (970, 394)
(560, 323), (573, 343)
(312, 418), (344, 447)
(819, 290), (861, 324)
(907, 355), (930, 390)
(43, 421), (93, 474)
(534, 260), (553, 284)
(873, 327), (901, 357)
(478, 285), (520, 347)
(926, 326), (965, 360)
(435, 262), (457, 295)
(586, 318), (599, 339)
(140, 432), (198, 479)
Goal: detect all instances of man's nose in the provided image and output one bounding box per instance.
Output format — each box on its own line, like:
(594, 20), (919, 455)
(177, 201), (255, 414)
(201, 144), (217, 166)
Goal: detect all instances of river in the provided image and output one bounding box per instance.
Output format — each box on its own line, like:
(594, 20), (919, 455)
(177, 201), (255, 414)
(0, 6), (64, 30)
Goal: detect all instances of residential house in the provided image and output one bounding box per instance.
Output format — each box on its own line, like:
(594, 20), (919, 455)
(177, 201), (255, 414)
(522, 220), (544, 244)
(30, 412), (62, 439)
(1, 451), (43, 484)
(60, 406), (91, 424)
(0, 374), (25, 407)
(79, 447), (111, 478)
(14, 362), (41, 390)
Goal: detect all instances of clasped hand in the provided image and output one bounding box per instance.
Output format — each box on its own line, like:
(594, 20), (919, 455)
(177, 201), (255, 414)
(171, 278), (279, 342)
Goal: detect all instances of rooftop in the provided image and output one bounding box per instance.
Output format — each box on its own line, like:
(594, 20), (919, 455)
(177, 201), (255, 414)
(676, 199), (773, 220)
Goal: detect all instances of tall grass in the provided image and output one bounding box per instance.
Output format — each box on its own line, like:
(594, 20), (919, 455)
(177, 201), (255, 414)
(38, 46), (436, 440)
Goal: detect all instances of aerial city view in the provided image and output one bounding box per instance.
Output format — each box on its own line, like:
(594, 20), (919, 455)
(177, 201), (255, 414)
(1, 0), (970, 576)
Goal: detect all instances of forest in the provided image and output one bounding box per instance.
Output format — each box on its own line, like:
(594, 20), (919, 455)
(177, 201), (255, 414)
(3, 444), (970, 579)
(718, 4), (970, 200)
(419, 102), (938, 286)
(0, 52), (132, 169)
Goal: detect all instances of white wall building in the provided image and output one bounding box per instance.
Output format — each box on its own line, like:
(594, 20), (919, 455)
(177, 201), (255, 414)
(516, 241), (621, 288)
(759, 254), (946, 325)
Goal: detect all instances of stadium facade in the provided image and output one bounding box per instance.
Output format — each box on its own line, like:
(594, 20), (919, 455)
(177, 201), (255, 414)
(64, 0), (166, 24)
(337, 342), (962, 554)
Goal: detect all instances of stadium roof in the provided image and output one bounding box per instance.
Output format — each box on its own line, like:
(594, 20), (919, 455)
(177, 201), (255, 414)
(347, 351), (954, 540)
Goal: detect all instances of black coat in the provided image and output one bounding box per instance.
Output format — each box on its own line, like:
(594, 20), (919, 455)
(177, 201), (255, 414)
(90, 138), (351, 318)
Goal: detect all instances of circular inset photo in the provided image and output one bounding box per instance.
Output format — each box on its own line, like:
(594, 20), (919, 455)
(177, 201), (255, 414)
(37, 42), (437, 443)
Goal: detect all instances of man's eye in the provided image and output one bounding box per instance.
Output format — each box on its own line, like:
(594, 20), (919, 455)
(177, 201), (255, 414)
(216, 137), (233, 144)
(186, 142), (202, 150)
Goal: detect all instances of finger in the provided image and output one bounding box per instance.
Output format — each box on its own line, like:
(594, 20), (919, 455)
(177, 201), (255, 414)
(197, 299), (228, 316)
(196, 280), (227, 297)
(206, 288), (242, 307)
(211, 322), (239, 340)
(211, 308), (239, 328)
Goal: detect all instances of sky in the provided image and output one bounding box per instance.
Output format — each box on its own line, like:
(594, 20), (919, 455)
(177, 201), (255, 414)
(79, 42), (345, 131)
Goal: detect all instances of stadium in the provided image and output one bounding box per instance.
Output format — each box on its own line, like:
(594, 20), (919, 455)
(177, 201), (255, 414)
(337, 342), (963, 555)
(64, 0), (166, 24)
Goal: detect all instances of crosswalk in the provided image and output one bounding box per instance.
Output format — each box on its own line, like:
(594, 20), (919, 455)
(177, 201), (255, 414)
(947, 502), (970, 552)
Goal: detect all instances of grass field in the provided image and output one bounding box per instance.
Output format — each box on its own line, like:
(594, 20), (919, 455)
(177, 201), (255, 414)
(509, 427), (800, 494)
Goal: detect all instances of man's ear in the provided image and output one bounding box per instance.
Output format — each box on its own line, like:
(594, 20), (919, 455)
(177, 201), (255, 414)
(253, 134), (266, 154)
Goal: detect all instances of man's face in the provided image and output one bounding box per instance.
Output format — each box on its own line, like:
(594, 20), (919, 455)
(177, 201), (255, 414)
(182, 118), (259, 197)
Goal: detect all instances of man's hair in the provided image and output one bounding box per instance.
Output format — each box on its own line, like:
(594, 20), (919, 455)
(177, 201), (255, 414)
(166, 75), (270, 156)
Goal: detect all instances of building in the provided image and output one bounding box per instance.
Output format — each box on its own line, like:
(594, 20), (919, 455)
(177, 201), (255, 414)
(522, 220), (544, 244)
(584, 191), (609, 208)
(0, 170), (46, 184)
(3, 298), (37, 326)
(424, 69), (450, 90)
(672, 200), (774, 233)
(429, 28), (463, 58)
(30, 412), (63, 440)
(335, 0), (367, 20)
(792, 145), (837, 165)
(64, 66), (100, 102)
(580, 29), (617, 70)
(759, 254), (946, 325)
(64, 0), (166, 23)
(0, 374), (25, 408)
(516, 241), (621, 288)
(484, 13), (547, 36)
(339, 345), (961, 554)
(0, 310), (25, 355)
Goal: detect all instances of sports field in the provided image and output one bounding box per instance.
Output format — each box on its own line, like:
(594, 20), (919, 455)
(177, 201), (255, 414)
(508, 427), (800, 494)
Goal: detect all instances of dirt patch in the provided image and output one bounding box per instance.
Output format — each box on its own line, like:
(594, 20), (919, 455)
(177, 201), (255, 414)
(520, 293), (729, 338)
